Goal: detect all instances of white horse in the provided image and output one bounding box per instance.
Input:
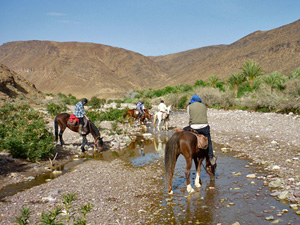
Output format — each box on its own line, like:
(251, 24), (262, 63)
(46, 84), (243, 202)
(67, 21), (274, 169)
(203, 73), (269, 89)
(153, 105), (171, 131)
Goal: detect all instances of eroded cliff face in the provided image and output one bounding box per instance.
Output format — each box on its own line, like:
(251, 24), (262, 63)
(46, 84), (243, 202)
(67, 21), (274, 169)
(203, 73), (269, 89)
(0, 63), (43, 102)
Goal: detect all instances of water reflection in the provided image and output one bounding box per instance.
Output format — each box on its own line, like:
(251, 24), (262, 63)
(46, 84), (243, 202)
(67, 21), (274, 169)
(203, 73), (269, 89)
(153, 134), (169, 158)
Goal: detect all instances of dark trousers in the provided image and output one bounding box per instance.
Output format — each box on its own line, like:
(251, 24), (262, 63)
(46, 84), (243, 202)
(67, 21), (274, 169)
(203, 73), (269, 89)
(79, 117), (84, 126)
(183, 125), (214, 159)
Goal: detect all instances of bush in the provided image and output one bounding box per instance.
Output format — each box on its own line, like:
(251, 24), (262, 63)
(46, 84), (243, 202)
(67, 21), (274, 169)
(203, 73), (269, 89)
(87, 108), (128, 123)
(178, 95), (188, 109)
(46, 102), (67, 116)
(16, 193), (93, 225)
(0, 103), (55, 162)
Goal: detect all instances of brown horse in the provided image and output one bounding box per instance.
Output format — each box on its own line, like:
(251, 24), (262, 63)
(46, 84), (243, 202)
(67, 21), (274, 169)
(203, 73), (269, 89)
(165, 130), (217, 194)
(54, 113), (103, 152)
(123, 108), (153, 125)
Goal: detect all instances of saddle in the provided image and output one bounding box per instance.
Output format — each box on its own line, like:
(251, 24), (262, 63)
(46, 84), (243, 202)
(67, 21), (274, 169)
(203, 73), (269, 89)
(134, 110), (140, 115)
(175, 128), (208, 149)
(67, 114), (79, 127)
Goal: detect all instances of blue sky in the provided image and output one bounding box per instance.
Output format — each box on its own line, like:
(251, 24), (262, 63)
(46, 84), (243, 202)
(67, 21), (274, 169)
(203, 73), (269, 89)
(0, 0), (299, 56)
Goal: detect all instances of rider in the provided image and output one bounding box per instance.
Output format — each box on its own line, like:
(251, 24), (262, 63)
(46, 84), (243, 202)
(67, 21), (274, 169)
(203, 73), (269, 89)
(158, 100), (168, 119)
(74, 98), (89, 135)
(136, 101), (145, 120)
(183, 94), (216, 166)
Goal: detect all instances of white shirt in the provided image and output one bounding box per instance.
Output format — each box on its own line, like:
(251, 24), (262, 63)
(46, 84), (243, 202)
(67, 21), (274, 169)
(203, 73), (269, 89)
(158, 103), (167, 112)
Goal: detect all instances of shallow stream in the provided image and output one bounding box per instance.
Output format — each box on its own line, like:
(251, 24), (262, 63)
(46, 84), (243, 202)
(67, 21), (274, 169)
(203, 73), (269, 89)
(1, 128), (300, 224)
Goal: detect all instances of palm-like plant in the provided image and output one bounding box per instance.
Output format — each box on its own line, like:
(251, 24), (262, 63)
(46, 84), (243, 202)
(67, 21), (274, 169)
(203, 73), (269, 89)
(262, 71), (288, 93)
(288, 68), (300, 79)
(207, 74), (219, 88)
(240, 60), (264, 87)
(227, 73), (246, 98)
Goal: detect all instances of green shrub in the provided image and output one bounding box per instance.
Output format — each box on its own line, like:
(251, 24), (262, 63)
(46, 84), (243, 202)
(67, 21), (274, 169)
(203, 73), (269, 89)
(89, 96), (103, 109)
(177, 95), (188, 109)
(46, 102), (67, 116)
(16, 193), (93, 225)
(87, 108), (127, 123)
(194, 80), (207, 87)
(0, 103), (55, 162)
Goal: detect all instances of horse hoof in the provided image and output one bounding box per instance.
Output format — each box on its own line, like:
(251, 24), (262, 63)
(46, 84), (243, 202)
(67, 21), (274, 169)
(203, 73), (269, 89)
(187, 184), (195, 193)
(195, 183), (201, 188)
(168, 190), (174, 195)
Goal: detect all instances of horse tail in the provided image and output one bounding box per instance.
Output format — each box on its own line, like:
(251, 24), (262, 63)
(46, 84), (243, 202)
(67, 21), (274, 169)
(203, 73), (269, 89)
(152, 113), (157, 126)
(54, 115), (59, 142)
(165, 132), (181, 188)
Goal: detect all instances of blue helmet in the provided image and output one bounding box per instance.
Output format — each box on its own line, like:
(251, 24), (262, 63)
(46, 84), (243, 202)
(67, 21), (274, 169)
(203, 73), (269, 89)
(82, 98), (88, 104)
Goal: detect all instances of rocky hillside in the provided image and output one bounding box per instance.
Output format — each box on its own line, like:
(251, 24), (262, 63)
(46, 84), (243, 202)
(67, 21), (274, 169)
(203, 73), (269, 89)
(0, 63), (43, 102)
(151, 19), (300, 84)
(0, 19), (299, 99)
(0, 41), (168, 99)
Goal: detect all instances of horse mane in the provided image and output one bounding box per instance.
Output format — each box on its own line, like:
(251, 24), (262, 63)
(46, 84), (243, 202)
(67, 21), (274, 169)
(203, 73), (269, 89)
(88, 120), (100, 137)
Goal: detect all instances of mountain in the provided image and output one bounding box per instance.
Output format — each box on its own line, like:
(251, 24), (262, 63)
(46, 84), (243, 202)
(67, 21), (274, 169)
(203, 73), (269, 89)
(0, 19), (299, 99)
(0, 41), (168, 99)
(0, 63), (43, 102)
(151, 19), (300, 84)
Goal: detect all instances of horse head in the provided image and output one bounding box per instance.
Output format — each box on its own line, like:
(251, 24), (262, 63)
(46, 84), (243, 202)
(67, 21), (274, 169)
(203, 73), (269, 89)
(206, 157), (217, 176)
(94, 136), (104, 151)
(167, 105), (172, 113)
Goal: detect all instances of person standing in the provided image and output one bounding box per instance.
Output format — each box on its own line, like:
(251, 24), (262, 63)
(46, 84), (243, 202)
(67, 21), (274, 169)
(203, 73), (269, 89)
(74, 98), (89, 135)
(184, 94), (216, 166)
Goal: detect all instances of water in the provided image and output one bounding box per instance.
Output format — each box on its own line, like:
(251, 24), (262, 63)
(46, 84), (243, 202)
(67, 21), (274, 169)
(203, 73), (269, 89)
(1, 130), (300, 224)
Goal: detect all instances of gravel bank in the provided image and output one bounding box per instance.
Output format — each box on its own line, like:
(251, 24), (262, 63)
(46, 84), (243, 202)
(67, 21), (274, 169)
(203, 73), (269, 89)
(1, 108), (300, 224)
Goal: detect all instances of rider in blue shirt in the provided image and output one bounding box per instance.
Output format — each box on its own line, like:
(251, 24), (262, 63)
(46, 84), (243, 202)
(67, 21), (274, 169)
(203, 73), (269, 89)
(75, 98), (89, 134)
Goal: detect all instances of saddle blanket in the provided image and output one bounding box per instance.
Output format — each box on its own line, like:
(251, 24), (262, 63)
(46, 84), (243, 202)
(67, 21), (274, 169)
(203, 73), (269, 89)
(68, 114), (79, 127)
(175, 128), (208, 149)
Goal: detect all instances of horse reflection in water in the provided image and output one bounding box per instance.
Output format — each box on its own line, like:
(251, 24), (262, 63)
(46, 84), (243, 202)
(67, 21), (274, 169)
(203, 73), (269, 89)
(165, 130), (217, 194)
(153, 135), (169, 158)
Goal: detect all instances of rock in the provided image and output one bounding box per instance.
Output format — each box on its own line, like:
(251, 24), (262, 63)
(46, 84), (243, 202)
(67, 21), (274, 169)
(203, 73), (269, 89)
(246, 174), (256, 179)
(278, 191), (290, 200)
(294, 191), (300, 197)
(290, 204), (298, 210)
(271, 165), (280, 171)
(269, 179), (282, 188)
(265, 215), (274, 221)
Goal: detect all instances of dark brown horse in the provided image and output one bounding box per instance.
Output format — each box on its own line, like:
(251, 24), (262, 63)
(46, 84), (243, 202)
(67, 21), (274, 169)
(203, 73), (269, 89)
(54, 113), (103, 152)
(165, 130), (217, 194)
(123, 108), (153, 125)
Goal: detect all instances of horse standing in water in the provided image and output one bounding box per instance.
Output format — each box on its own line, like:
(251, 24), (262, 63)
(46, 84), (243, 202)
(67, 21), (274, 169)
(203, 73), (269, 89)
(165, 130), (217, 194)
(123, 108), (153, 126)
(153, 105), (171, 131)
(54, 113), (103, 152)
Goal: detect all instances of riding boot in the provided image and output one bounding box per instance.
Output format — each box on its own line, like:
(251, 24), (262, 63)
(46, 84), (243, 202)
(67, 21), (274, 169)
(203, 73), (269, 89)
(78, 124), (86, 135)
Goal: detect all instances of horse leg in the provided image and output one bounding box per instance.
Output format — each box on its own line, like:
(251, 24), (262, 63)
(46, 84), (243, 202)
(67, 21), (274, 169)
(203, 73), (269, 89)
(185, 157), (194, 193)
(157, 118), (161, 131)
(59, 128), (66, 146)
(167, 161), (175, 195)
(195, 158), (203, 188)
(81, 135), (87, 152)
